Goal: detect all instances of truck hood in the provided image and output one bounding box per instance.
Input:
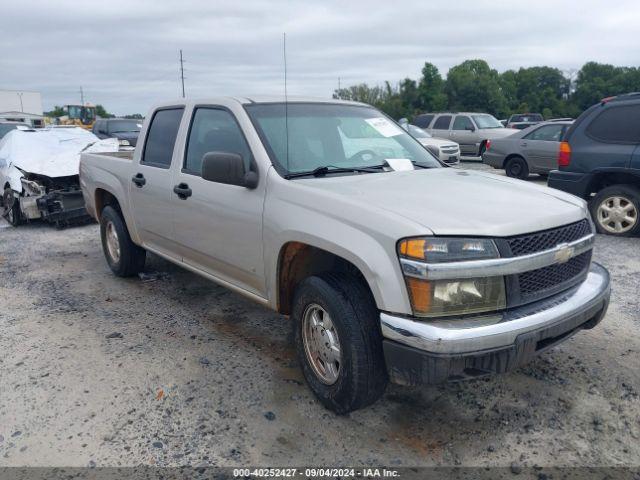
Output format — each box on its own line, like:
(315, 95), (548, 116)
(295, 168), (588, 237)
(418, 137), (458, 148)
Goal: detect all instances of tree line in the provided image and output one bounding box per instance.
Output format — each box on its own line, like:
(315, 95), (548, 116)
(333, 60), (640, 121)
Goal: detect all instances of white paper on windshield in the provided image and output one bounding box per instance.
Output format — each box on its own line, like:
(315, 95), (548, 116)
(365, 117), (404, 137)
(385, 158), (414, 171)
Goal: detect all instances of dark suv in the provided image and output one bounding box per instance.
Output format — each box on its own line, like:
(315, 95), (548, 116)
(92, 118), (142, 147)
(548, 93), (640, 236)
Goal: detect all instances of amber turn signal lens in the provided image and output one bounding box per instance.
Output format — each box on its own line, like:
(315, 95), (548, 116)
(406, 277), (431, 313)
(398, 239), (426, 259)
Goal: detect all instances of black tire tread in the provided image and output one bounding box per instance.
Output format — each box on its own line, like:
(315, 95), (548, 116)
(293, 272), (387, 413)
(100, 206), (146, 276)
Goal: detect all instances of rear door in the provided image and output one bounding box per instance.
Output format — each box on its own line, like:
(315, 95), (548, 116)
(171, 105), (266, 298)
(450, 115), (476, 155)
(522, 123), (565, 171)
(430, 115), (452, 141)
(129, 106), (185, 257)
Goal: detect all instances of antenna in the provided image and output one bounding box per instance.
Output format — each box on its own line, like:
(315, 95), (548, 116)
(283, 32), (289, 172)
(179, 49), (186, 98)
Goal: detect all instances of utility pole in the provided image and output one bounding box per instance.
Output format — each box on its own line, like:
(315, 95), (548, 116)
(17, 92), (24, 112)
(179, 50), (185, 98)
(80, 86), (84, 105)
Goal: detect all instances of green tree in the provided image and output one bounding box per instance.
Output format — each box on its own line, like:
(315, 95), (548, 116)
(95, 104), (114, 118)
(45, 106), (65, 117)
(445, 60), (508, 116)
(417, 62), (447, 112)
(572, 62), (640, 111)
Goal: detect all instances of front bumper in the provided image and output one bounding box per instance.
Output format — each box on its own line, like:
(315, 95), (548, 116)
(36, 190), (89, 224)
(380, 262), (610, 385)
(438, 150), (460, 165)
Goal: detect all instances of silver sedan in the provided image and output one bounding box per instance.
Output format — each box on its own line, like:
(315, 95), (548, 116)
(482, 121), (573, 179)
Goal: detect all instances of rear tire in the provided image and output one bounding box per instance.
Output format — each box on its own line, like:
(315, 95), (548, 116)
(100, 205), (146, 276)
(505, 156), (529, 180)
(2, 188), (22, 227)
(292, 273), (388, 414)
(590, 185), (640, 236)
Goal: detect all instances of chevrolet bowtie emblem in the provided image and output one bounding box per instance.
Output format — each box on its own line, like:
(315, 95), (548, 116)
(554, 243), (574, 264)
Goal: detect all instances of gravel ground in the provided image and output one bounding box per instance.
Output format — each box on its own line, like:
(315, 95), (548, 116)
(0, 163), (639, 469)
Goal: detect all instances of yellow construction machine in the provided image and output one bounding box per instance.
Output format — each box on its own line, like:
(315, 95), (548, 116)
(58, 104), (96, 129)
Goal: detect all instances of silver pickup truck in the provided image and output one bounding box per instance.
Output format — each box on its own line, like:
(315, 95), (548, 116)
(80, 97), (611, 413)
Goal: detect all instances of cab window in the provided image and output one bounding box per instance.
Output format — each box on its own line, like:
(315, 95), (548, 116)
(141, 107), (184, 168)
(432, 115), (452, 130)
(452, 116), (474, 130)
(525, 124), (564, 141)
(184, 107), (252, 176)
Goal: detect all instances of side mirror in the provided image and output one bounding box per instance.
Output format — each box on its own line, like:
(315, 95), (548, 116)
(201, 152), (258, 189)
(466, 125), (476, 132)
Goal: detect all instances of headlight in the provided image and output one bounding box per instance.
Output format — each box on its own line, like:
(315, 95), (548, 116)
(398, 237), (506, 317)
(119, 139), (130, 146)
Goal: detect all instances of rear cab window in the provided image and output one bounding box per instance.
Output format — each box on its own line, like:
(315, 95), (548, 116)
(141, 107), (185, 168)
(525, 124), (565, 141)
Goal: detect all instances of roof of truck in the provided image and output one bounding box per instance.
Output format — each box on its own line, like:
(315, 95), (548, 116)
(150, 96), (368, 109)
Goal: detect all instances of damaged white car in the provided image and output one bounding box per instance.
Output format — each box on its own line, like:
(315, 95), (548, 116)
(0, 126), (119, 227)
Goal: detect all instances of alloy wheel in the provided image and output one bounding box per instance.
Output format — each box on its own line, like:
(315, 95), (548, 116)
(302, 304), (342, 385)
(105, 221), (121, 263)
(596, 195), (638, 234)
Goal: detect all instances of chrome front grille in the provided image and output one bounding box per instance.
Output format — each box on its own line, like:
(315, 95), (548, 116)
(440, 145), (459, 154)
(518, 251), (592, 296)
(507, 219), (591, 256)
(505, 220), (593, 302)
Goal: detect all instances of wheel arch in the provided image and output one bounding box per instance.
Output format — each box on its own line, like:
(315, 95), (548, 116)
(276, 241), (378, 316)
(586, 170), (640, 196)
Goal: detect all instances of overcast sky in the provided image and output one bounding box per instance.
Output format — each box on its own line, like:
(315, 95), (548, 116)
(3, 0), (639, 116)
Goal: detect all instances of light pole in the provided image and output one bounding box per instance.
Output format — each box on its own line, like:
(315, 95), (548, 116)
(17, 92), (24, 112)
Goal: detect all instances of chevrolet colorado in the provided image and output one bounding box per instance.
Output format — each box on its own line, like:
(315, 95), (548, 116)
(79, 97), (611, 413)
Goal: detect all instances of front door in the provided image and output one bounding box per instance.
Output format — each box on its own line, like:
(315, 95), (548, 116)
(171, 106), (266, 298)
(450, 115), (476, 155)
(129, 107), (185, 257)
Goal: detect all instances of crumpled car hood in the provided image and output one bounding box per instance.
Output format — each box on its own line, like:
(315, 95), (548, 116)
(0, 127), (119, 179)
(295, 168), (588, 237)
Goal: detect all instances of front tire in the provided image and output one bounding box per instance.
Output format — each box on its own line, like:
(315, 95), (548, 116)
(2, 188), (22, 227)
(590, 185), (640, 236)
(100, 205), (146, 276)
(292, 273), (388, 414)
(505, 156), (529, 180)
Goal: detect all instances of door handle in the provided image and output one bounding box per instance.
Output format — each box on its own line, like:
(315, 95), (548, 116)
(521, 142), (528, 147)
(131, 173), (146, 187)
(173, 183), (192, 200)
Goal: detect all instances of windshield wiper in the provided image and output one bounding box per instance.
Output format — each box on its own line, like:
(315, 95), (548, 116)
(284, 164), (386, 179)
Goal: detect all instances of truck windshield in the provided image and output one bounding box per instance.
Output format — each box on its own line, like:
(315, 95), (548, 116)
(245, 103), (441, 176)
